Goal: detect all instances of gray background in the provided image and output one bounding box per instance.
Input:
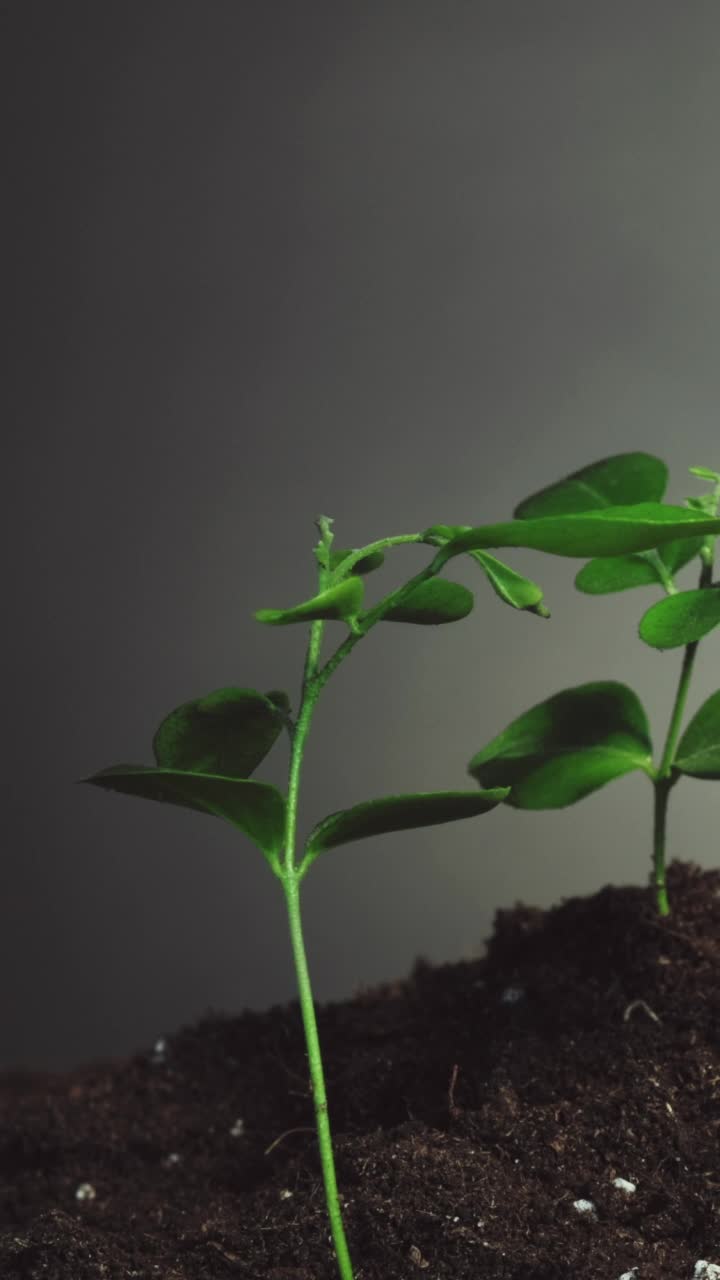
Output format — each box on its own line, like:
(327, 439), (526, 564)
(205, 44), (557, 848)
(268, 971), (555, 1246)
(6, 1), (720, 1070)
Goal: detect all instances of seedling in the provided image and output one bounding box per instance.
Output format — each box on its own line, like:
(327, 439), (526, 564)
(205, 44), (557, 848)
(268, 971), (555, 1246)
(467, 453), (720, 918)
(78, 470), (720, 1279)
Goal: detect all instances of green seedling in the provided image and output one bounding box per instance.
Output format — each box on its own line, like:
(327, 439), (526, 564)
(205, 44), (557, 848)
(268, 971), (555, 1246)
(466, 452), (720, 919)
(78, 476), (720, 1279)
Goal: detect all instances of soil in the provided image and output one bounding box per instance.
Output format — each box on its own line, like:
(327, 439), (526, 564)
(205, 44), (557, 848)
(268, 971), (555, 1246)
(2, 860), (720, 1280)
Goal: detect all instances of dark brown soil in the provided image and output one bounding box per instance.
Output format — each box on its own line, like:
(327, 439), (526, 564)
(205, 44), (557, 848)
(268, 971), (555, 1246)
(3, 860), (720, 1280)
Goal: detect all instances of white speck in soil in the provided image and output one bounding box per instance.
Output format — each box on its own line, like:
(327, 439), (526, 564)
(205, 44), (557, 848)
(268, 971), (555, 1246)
(500, 985), (525, 1004)
(612, 1177), (637, 1194)
(230, 1117), (245, 1137)
(162, 1153), (181, 1168)
(617, 1270), (638, 1279)
(75, 1182), (96, 1202)
(572, 1198), (597, 1217)
(150, 1037), (168, 1064)
(279, 1188), (293, 1200)
(695, 1264), (720, 1279)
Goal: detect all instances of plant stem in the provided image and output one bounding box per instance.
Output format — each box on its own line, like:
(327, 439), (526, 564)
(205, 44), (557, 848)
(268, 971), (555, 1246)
(280, 604), (354, 1279)
(651, 556), (713, 915)
(283, 874), (353, 1280)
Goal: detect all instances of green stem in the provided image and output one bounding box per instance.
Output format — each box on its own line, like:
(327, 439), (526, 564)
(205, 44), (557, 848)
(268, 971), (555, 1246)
(283, 874), (354, 1279)
(317, 547), (448, 692)
(651, 556), (713, 915)
(278, 574), (354, 1277)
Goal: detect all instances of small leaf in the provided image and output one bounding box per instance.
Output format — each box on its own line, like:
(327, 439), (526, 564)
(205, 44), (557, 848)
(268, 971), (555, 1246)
(468, 550), (549, 615)
(575, 537), (705, 595)
(514, 452), (668, 518)
(305, 788), (509, 858)
(440, 505), (720, 562)
(689, 465), (720, 482)
(575, 555), (659, 594)
(468, 682), (653, 808)
(78, 766), (286, 860)
(153, 688), (287, 778)
(378, 578), (474, 624)
(638, 588), (720, 649)
(329, 547), (385, 574)
(675, 691), (720, 778)
(254, 576), (364, 626)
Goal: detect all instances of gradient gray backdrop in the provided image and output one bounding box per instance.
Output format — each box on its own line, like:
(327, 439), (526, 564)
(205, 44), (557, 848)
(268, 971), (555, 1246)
(6, 1), (720, 1069)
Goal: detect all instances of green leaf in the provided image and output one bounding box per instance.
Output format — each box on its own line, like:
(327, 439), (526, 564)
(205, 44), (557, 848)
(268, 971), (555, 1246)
(514, 452), (668, 518)
(468, 682), (653, 808)
(152, 687), (287, 778)
(440, 505), (720, 562)
(575, 537), (705, 595)
(254, 576), (364, 626)
(689, 465), (720, 483)
(468, 550), (549, 616)
(378, 578), (474, 624)
(675, 691), (720, 778)
(77, 766), (286, 860)
(421, 524), (472, 546)
(305, 788), (509, 858)
(638, 588), (720, 649)
(329, 547), (385, 574)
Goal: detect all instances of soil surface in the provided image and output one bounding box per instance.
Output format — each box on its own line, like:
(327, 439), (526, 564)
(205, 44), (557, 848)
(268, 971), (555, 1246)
(2, 860), (720, 1280)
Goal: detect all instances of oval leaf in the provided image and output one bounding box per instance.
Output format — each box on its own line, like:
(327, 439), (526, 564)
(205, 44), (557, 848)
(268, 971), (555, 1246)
(575, 537), (705, 595)
(575, 554), (659, 594)
(440, 505), (720, 562)
(305, 788), (509, 859)
(468, 682), (653, 808)
(77, 766), (286, 861)
(329, 547), (385, 574)
(639, 588), (720, 649)
(254, 576), (364, 626)
(153, 687), (287, 778)
(675, 691), (720, 778)
(514, 452), (668, 518)
(468, 549), (549, 616)
(378, 578), (474, 625)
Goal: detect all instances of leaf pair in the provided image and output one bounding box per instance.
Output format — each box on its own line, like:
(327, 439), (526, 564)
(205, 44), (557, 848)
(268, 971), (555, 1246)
(79, 688), (509, 870)
(468, 681), (720, 809)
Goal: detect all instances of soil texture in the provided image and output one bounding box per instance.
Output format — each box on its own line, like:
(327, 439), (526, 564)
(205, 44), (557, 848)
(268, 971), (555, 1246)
(2, 860), (720, 1279)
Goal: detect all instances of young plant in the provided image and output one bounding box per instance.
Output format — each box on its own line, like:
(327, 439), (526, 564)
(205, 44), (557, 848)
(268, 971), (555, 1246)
(78, 480), (720, 1279)
(464, 453), (720, 917)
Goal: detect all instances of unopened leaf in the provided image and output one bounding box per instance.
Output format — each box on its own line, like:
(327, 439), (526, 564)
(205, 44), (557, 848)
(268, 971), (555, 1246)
(305, 788), (509, 859)
(514, 452), (668, 518)
(439, 505), (720, 563)
(469, 549), (549, 615)
(675, 691), (720, 778)
(153, 687), (287, 778)
(379, 578), (474, 624)
(639, 588), (720, 649)
(254, 576), (364, 626)
(77, 766), (286, 860)
(468, 682), (653, 808)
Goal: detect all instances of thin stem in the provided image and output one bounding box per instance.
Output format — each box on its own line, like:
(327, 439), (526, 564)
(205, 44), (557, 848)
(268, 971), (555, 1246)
(283, 875), (354, 1280)
(316, 547), (448, 693)
(652, 778), (672, 916)
(328, 533), (423, 584)
(651, 555), (713, 914)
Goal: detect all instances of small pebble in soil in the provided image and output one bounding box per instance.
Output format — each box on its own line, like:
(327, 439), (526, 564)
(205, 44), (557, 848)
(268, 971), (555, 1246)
(617, 1270), (638, 1279)
(500, 985), (525, 1004)
(612, 1177), (637, 1194)
(161, 1152), (181, 1168)
(74, 1182), (96, 1202)
(572, 1198), (597, 1217)
(230, 1117), (245, 1137)
(279, 1188), (293, 1200)
(694, 1264), (720, 1279)
(150, 1037), (168, 1064)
